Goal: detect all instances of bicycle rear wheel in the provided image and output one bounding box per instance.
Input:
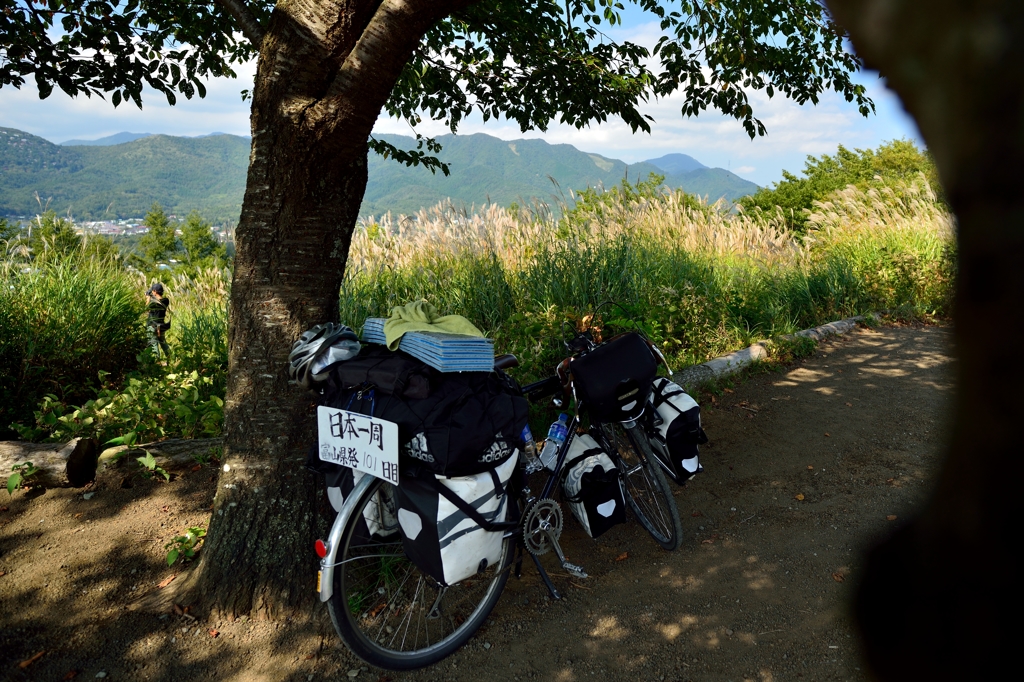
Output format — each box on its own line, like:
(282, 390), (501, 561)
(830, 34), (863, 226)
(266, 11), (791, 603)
(327, 476), (512, 670)
(603, 422), (683, 550)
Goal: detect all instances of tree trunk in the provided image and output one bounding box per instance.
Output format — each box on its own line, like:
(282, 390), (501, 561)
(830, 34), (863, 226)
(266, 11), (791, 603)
(823, 1), (1024, 678)
(177, 0), (474, 621)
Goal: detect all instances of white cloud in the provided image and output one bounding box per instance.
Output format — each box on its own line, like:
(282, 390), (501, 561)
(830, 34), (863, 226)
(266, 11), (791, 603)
(0, 59), (257, 141)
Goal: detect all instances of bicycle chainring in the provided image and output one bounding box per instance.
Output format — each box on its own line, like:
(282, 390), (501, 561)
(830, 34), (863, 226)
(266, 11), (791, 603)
(522, 498), (563, 556)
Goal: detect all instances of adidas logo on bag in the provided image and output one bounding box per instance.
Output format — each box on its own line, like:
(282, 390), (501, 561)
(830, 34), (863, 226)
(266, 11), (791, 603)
(404, 432), (435, 463)
(478, 434), (512, 464)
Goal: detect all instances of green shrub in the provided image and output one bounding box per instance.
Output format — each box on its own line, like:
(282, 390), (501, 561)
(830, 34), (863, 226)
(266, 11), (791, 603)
(13, 366), (224, 445)
(739, 139), (941, 232)
(0, 256), (146, 437)
(9, 267), (230, 444)
(165, 268), (230, 392)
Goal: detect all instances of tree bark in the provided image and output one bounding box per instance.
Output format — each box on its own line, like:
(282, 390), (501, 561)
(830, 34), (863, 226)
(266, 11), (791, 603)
(823, 1), (1024, 678)
(179, 0), (476, 621)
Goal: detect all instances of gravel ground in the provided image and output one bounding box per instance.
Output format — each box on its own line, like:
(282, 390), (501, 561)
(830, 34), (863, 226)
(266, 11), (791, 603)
(0, 323), (953, 681)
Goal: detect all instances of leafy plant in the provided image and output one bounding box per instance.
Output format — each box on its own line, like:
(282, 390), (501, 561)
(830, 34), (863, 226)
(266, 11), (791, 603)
(136, 450), (169, 481)
(14, 366), (225, 444)
(0, 252), (146, 438)
(6, 461), (39, 495)
(192, 447), (221, 465)
(165, 526), (207, 567)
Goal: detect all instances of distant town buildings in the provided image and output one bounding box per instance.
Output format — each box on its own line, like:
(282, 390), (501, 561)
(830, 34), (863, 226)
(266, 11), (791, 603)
(2, 215), (234, 243)
(78, 219), (148, 235)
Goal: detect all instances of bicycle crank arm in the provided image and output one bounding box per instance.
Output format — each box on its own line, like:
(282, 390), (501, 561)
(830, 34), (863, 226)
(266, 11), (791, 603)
(317, 472), (375, 602)
(544, 528), (588, 579)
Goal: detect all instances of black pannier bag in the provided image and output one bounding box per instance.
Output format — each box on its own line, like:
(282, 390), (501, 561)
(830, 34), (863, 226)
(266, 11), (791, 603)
(646, 377), (708, 485)
(569, 332), (658, 422)
(561, 433), (627, 538)
(395, 454), (518, 586)
(322, 345), (530, 477)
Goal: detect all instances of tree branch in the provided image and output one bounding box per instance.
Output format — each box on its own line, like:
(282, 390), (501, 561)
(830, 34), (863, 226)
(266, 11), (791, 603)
(213, 0), (266, 47)
(310, 0), (479, 151)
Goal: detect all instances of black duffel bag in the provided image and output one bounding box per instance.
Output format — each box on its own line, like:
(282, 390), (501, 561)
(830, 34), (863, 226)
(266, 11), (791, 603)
(321, 344), (529, 477)
(569, 332), (658, 422)
(323, 343), (435, 400)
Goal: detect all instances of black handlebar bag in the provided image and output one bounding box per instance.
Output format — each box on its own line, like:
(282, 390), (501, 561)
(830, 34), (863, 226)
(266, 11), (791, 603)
(570, 332), (658, 422)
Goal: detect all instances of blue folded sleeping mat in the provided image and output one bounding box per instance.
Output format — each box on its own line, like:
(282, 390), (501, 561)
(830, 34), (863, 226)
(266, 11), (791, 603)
(361, 318), (495, 373)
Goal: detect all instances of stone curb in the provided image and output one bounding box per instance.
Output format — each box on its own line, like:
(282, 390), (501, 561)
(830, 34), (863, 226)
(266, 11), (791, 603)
(673, 315), (866, 390)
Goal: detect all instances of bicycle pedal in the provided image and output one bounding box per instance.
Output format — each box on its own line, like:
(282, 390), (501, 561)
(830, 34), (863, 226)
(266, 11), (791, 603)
(561, 561), (588, 579)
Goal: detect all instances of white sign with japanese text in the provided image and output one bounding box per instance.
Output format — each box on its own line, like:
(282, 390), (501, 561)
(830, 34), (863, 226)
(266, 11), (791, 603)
(317, 406), (400, 485)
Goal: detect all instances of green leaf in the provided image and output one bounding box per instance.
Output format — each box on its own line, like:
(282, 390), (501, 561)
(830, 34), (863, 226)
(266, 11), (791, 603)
(138, 452), (157, 470)
(166, 548), (179, 566)
(7, 472), (22, 495)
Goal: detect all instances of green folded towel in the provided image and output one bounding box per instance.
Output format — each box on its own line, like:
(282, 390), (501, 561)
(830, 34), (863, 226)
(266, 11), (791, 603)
(383, 300), (484, 350)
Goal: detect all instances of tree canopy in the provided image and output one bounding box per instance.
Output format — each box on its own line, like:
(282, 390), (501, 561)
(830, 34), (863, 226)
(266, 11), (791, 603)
(139, 201), (176, 264)
(2, 1), (873, 163)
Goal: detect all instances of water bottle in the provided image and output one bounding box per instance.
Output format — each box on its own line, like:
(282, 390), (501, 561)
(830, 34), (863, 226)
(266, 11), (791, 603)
(520, 425), (543, 474)
(539, 413), (570, 471)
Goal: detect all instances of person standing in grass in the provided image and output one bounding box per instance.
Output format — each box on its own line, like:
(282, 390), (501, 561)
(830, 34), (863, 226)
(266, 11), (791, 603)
(146, 282), (171, 358)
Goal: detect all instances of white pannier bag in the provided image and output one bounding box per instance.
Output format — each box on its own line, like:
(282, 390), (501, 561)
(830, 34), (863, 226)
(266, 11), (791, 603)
(561, 433), (627, 538)
(396, 450), (518, 586)
(647, 377), (708, 485)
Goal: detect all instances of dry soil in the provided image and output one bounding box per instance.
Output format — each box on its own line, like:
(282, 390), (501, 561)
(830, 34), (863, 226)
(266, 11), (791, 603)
(0, 323), (954, 681)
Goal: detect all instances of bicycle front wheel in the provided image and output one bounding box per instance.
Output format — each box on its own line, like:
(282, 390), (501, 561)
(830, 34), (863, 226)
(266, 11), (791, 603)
(327, 476), (512, 670)
(603, 422), (683, 551)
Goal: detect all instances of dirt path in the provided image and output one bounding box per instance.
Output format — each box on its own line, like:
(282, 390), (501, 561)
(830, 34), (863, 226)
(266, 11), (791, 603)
(0, 324), (954, 681)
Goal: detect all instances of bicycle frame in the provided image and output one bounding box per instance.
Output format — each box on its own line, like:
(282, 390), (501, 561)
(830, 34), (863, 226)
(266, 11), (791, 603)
(317, 471), (374, 602)
(317, 338), (666, 605)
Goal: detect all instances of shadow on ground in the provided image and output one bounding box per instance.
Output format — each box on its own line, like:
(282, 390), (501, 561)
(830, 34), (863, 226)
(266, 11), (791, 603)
(0, 324), (953, 681)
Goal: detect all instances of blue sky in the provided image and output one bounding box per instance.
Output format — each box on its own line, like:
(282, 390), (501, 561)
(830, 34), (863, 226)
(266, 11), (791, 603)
(0, 12), (921, 188)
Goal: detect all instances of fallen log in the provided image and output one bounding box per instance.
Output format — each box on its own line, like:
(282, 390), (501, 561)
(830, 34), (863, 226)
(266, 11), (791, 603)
(97, 437), (224, 473)
(0, 438), (100, 488)
(1, 437), (224, 490)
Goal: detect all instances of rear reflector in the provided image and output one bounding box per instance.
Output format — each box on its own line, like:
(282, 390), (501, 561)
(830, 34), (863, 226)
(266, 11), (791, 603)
(314, 539), (328, 558)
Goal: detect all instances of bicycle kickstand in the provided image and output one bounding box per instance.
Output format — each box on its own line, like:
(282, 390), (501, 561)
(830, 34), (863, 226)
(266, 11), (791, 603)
(529, 552), (562, 600)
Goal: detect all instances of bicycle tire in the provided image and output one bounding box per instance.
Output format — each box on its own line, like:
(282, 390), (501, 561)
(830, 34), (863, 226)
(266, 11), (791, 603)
(602, 422), (683, 551)
(327, 476), (512, 670)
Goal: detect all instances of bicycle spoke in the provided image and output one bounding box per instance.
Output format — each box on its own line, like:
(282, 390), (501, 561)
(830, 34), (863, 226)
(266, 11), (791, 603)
(602, 422), (683, 550)
(329, 478), (513, 668)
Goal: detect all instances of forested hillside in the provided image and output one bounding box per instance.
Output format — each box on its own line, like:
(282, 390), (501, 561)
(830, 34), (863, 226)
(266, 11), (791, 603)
(1, 127), (758, 222)
(363, 133), (757, 216)
(1, 128), (249, 222)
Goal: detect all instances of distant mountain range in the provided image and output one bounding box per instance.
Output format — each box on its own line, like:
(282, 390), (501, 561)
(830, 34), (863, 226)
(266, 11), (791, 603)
(58, 132), (236, 146)
(362, 134), (758, 218)
(1, 127), (758, 222)
(59, 132), (155, 146)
